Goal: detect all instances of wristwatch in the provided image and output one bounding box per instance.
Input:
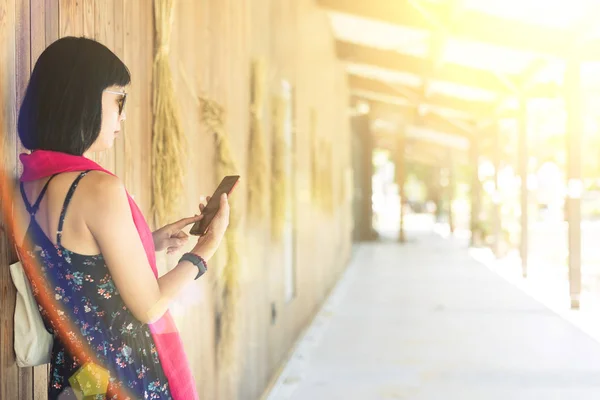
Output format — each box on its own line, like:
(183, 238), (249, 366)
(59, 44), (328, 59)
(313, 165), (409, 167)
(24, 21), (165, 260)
(179, 253), (208, 280)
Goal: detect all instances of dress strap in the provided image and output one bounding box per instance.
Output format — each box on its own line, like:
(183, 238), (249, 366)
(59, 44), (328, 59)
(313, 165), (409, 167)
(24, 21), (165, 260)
(57, 170), (92, 247)
(19, 173), (60, 216)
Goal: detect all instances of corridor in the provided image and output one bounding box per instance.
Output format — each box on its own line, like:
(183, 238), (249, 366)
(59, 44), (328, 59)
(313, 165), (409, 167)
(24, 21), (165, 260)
(266, 231), (600, 400)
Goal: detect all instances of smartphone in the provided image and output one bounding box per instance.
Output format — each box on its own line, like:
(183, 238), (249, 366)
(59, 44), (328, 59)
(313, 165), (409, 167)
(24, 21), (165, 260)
(190, 175), (240, 236)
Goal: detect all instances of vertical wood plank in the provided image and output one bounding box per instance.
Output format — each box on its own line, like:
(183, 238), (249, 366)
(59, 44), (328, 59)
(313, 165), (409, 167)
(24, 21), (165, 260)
(45, 0), (59, 45)
(0, 0), (20, 398)
(122, 0), (135, 195)
(30, 0), (45, 65)
(113, 0), (125, 180)
(122, 0), (152, 216)
(15, 0), (33, 396)
(59, 0), (83, 38)
(32, 365), (48, 399)
(138, 0), (152, 218)
(78, 0), (94, 166)
(123, 0), (142, 205)
(14, 0), (30, 177)
(82, 0), (93, 38)
(93, 0), (116, 172)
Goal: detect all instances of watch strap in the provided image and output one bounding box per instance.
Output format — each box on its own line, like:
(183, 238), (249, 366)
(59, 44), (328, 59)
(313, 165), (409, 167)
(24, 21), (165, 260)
(179, 252), (208, 280)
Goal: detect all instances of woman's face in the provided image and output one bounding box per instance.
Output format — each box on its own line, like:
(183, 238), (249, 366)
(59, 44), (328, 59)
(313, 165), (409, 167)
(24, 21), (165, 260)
(86, 85), (127, 154)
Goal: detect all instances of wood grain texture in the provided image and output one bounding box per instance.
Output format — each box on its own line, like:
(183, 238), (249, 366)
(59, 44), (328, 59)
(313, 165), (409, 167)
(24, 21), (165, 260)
(44, 0), (59, 45)
(0, 0), (20, 399)
(14, 0), (29, 177)
(82, 0), (93, 38)
(122, 0), (139, 199)
(30, 0), (45, 67)
(93, 0), (115, 172)
(59, 0), (83, 38)
(32, 364), (48, 399)
(112, 0), (125, 180)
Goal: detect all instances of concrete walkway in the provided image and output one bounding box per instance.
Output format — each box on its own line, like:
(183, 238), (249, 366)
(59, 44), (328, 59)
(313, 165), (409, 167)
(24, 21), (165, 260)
(265, 232), (600, 400)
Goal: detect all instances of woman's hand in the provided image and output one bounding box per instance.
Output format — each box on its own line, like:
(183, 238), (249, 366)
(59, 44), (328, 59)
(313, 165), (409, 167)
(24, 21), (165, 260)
(192, 193), (230, 261)
(152, 215), (202, 254)
(152, 196), (210, 254)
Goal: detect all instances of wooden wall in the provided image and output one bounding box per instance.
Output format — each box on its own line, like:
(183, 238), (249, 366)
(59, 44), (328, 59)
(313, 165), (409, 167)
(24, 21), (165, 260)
(0, 1), (352, 399)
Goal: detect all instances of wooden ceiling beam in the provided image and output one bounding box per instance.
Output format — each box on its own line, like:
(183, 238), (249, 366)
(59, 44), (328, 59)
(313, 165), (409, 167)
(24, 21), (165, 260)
(412, 0), (462, 99)
(349, 74), (498, 117)
(368, 100), (475, 140)
(337, 41), (511, 95)
(320, 0), (600, 59)
(337, 41), (561, 99)
(373, 128), (468, 159)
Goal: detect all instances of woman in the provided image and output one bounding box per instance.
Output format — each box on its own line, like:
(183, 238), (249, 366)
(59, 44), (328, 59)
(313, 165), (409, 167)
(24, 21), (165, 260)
(12, 37), (227, 399)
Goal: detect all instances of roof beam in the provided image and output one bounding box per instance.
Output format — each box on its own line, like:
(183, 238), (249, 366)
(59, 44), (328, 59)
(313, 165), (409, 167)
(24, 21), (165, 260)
(373, 122), (470, 152)
(368, 100), (475, 140)
(319, 0), (600, 59)
(337, 41), (560, 98)
(373, 131), (448, 166)
(349, 74), (498, 117)
(351, 89), (483, 121)
(338, 41), (510, 95)
(413, 0), (464, 118)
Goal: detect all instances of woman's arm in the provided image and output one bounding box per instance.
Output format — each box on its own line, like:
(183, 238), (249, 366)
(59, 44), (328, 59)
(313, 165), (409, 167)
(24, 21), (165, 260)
(86, 173), (228, 324)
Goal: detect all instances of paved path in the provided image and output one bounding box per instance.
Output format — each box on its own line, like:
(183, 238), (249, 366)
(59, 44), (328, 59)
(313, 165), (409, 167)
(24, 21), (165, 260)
(265, 232), (600, 400)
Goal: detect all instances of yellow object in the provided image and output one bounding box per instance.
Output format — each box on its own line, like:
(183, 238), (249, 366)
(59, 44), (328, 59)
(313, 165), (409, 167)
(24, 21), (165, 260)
(151, 0), (186, 226)
(68, 362), (110, 399)
(248, 59), (269, 220)
(271, 95), (287, 240)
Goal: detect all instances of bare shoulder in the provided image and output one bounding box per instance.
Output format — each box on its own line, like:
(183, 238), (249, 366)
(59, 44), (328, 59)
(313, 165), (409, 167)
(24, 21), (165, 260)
(78, 171), (129, 216)
(80, 171), (126, 197)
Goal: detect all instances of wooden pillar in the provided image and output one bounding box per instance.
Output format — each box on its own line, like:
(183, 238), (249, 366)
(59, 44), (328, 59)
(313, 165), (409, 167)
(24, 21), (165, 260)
(492, 122), (501, 257)
(469, 139), (481, 246)
(447, 150), (455, 234)
(518, 96), (529, 277)
(351, 114), (375, 241)
(397, 131), (406, 243)
(433, 167), (443, 223)
(566, 57), (582, 309)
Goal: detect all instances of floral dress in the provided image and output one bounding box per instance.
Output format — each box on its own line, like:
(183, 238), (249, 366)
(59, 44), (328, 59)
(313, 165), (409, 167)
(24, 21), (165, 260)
(20, 171), (172, 400)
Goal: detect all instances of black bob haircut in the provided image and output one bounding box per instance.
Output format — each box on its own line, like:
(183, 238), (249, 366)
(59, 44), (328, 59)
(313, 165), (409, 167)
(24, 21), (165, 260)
(18, 36), (131, 155)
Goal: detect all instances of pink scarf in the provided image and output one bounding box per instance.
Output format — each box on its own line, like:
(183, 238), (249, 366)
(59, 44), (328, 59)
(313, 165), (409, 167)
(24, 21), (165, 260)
(20, 150), (198, 400)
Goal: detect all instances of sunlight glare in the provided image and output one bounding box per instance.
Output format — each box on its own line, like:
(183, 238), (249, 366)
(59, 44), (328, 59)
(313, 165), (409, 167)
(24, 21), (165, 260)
(461, 0), (592, 29)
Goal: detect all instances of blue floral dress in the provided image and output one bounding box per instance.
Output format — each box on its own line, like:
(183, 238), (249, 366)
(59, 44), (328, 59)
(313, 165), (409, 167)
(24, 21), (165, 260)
(20, 171), (172, 400)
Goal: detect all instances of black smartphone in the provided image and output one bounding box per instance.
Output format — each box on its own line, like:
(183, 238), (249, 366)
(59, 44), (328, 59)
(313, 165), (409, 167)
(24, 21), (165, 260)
(190, 175), (240, 236)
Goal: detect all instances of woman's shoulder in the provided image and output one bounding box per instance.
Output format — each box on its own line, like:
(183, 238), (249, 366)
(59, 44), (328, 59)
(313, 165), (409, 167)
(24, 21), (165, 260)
(78, 171), (128, 206)
(82, 170), (121, 188)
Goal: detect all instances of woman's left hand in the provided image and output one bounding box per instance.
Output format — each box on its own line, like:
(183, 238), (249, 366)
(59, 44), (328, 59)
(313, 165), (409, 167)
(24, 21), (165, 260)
(153, 197), (209, 254)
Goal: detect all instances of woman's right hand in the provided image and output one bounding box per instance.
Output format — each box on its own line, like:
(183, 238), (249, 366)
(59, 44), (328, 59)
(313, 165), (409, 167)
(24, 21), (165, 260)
(192, 193), (230, 261)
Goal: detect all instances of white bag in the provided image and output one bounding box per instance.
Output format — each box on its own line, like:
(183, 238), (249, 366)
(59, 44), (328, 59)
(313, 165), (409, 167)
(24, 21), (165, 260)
(9, 256), (53, 367)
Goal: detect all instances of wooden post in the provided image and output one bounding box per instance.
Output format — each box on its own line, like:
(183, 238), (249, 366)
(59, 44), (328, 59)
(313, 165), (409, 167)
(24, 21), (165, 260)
(397, 130), (406, 243)
(351, 114), (375, 241)
(492, 122), (501, 257)
(447, 149), (455, 234)
(518, 96), (529, 277)
(469, 139), (481, 246)
(566, 56), (582, 309)
(433, 167), (443, 223)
